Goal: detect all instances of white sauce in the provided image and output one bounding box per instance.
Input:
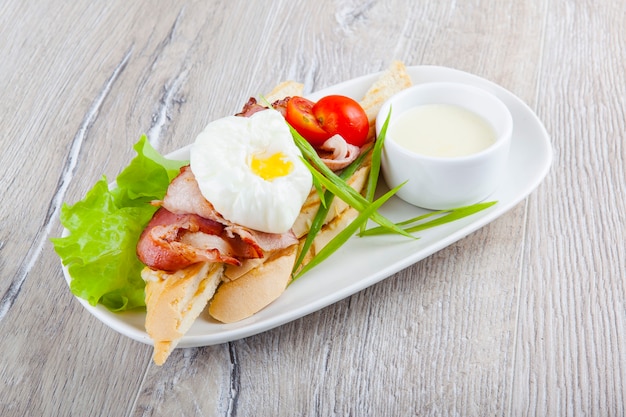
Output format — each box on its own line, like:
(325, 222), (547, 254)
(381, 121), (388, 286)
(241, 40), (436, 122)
(389, 104), (496, 158)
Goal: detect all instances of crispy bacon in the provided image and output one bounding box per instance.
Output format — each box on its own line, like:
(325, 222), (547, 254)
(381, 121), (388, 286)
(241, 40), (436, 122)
(270, 97), (290, 117)
(160, 165), (222, 222)
(235, 97), (267, 117)
(137, 167), (298, 272)
(228, 226), (299, 253)
(235, 97), (291, 118)
(160, 166), (298, 251)
(136, 208), (264, 272)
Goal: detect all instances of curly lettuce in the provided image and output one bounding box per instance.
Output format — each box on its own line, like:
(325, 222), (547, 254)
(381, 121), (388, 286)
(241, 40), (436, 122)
(51, 136), (187, 312)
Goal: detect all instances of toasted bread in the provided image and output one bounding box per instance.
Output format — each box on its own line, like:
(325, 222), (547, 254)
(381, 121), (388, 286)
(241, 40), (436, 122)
(208, 245), (298, 323)
(223, 256), (266, 281)
(264, 80), (305, 103)
(142, 262), (224, 365)
(359, 60), (413, 141)
(292, 164), (371, 238)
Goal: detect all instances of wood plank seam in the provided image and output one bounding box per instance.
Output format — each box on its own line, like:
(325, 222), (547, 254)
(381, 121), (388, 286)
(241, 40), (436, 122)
(0, 46), (133, 323)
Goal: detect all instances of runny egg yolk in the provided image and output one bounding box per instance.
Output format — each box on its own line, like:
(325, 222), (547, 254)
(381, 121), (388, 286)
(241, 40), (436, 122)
(249, 152), (293, 181)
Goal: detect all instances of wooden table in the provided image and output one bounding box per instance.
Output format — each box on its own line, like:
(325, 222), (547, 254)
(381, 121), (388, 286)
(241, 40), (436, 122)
(2, 1), (624, 415)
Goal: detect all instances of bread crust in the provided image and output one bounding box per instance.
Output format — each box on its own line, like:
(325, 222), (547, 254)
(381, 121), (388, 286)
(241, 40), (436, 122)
(360, 60), (413, 141)
(264, 80), (305, 103)
(208, 245), (298, 323)
(143, 262), (224, 365)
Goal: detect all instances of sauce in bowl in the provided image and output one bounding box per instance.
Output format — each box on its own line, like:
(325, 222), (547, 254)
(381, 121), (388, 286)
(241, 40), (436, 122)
(389, 104), (496, 158)
(377, 82), (513, 209)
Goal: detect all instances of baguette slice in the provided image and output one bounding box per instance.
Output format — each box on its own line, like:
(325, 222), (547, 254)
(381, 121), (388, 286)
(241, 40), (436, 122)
(359, 60), (413, 141)
(208, 245), (298, 323)
(142, 262), (224, 365)
(265, 80), (305, 103)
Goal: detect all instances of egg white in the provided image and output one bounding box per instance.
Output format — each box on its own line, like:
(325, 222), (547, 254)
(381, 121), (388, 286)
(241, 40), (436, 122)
(189, 109), (312, 234)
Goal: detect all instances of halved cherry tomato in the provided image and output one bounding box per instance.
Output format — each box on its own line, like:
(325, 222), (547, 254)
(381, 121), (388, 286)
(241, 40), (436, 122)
(285, 97), (331, 147)
(285, 95), (369, 148)
(313, 95), (369, 147)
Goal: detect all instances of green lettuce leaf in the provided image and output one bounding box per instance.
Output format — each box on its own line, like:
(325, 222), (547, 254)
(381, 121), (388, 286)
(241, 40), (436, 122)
(51, 135), (187, 312)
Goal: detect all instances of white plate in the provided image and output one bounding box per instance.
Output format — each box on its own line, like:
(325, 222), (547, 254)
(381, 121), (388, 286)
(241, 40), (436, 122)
(63, 65), (552, 348)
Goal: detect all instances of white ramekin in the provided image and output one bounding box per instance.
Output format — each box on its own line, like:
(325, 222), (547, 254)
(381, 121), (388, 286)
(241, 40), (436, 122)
(376, 82), (513, 210)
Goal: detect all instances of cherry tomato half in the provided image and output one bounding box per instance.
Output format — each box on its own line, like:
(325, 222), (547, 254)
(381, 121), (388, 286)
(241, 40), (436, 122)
(313, 95), (369, 147)
(285, 97), (331, 147)
(285, 95), (369, 148)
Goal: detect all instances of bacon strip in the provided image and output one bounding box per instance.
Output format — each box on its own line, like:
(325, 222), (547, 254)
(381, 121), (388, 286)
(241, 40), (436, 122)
(160, 166), (222, 222)
(235, 97), (290, 117)
(160, 166), (298, 252)
(318, 134), (361, 171)
(235, 97), (267, 117)
(136, 207), (265, 272)
(138, 167), (298, 272)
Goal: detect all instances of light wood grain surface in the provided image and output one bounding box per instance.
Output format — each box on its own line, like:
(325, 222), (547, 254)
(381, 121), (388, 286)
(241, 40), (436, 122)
(1, 1), (625, 416)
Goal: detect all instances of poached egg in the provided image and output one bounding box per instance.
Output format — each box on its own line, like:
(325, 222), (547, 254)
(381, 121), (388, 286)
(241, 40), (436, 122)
(189, 109), (312, 234)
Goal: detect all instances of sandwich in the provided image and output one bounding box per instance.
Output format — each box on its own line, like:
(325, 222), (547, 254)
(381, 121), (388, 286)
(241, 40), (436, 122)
(137, 61), (413, 365)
